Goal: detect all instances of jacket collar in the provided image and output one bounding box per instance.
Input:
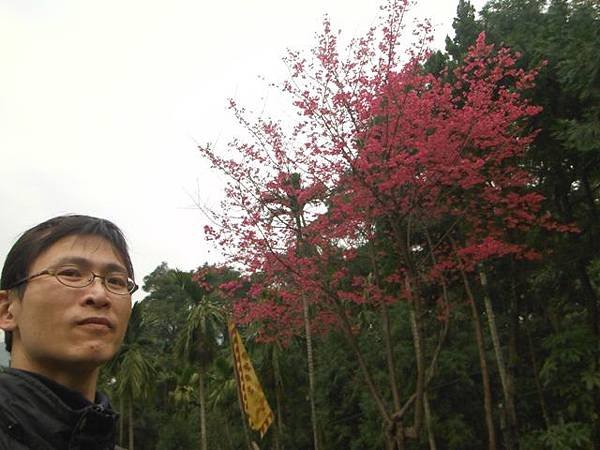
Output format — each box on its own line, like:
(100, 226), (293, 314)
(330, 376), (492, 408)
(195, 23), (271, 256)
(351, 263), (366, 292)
(0, 368), (118, 450)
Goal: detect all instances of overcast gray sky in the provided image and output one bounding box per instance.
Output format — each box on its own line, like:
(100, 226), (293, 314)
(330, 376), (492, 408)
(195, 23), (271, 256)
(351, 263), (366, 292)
(0, 0), (487, 313)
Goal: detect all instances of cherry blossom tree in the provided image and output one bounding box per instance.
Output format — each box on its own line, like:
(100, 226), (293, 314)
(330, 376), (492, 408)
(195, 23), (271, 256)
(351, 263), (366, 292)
(198, 1), (568, 447)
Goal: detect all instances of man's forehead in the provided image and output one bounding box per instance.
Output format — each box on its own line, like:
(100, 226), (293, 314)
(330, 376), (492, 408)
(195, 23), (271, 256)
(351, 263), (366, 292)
(51, 256), (128, 273)
(32, 234), (126, 270)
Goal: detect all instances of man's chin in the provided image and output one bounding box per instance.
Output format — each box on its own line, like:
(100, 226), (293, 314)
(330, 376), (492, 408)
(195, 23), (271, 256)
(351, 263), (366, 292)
(63, 346), (119, 369)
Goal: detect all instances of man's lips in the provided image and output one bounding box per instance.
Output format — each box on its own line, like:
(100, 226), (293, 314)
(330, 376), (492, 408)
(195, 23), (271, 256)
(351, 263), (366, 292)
(77, 317), (114, 329)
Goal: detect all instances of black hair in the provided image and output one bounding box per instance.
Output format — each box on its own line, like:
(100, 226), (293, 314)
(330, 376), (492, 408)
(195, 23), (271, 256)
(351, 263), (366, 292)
(1, 214), (134, 352)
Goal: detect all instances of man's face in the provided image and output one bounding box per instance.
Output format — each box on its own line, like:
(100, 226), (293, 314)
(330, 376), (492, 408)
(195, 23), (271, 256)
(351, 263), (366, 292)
(6, 234), (132, 372)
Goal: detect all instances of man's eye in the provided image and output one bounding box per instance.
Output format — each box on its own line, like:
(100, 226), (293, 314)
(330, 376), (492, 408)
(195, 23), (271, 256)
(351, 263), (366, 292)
(56, 267), (83, 279)
(106, 274), (128, 288)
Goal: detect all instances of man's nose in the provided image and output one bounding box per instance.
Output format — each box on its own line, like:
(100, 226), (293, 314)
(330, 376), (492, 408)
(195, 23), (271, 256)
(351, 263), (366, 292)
(83, 275), (111, 306)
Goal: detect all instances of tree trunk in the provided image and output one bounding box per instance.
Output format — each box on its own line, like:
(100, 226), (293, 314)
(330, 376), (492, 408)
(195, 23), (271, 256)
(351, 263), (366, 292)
(273, 345), (284, 450)
(508, 260), (522, 437)
(199, 314), (208, 450)
(479, 268), (518, 450)
(409, 296), (425, 437)
(291, 206), (319, 450)
(524, 321), (551, 429)
(128, 398), (134, 450)
(199, 366), (207, 450)
(382, 302), (402, 409)
(224, 420), (235, 450)
(460, 268), (497, 450)
(302, 295), (320, 450)
(332, 299), (392, 425)
(369, 240), (402, 414)
(391, 217), (426, 440)
(424, 392), (437, 450)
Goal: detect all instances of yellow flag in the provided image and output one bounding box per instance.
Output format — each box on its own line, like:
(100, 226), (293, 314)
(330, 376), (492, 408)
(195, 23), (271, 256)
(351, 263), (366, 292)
(229, 322), (274, 438)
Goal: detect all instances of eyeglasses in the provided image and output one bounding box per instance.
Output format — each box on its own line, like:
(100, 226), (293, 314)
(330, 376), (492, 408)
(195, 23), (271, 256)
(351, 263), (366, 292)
(8, 264), (138, 295)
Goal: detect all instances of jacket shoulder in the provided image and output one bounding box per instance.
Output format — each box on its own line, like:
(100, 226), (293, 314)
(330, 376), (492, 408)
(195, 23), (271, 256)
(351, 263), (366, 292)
(0, 370), (41, 449)
(0, 400), (30, 450)
(0, 431), (30, 450)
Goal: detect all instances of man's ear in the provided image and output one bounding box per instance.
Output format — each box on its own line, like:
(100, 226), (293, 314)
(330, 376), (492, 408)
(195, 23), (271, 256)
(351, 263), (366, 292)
(0, 290), (17, 331)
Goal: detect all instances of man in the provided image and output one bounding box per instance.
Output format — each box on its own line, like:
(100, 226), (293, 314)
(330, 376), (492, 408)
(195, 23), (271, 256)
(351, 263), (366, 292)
(0, 215), (137, 450)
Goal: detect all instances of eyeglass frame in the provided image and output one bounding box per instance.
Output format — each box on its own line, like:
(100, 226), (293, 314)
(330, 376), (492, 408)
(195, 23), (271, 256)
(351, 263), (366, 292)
(6, 265), (138, 295)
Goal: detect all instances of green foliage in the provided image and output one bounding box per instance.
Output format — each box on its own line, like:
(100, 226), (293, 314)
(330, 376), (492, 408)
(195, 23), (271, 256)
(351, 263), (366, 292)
(539, 325), (599, 421)
(109, 303), (157, 400)
(436, 414), (477, 449)
(445, 0), (481, 61)
(141, 262), (194, 351)
(155, 413), (200, 450)
(522, 422), (592, 450)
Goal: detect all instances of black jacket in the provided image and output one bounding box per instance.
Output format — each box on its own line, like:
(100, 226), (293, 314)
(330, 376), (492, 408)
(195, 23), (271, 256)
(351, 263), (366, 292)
(0, 368), (120, 450)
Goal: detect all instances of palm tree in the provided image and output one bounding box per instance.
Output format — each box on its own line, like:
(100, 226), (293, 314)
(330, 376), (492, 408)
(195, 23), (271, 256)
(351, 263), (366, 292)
(174, 270), (225, 450)
(207, 355), (240, 449)
(106, 302), (156, 450)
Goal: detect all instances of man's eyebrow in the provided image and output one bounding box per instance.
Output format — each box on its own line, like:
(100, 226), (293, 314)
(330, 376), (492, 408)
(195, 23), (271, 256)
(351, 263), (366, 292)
(52, 256), (128, 273)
